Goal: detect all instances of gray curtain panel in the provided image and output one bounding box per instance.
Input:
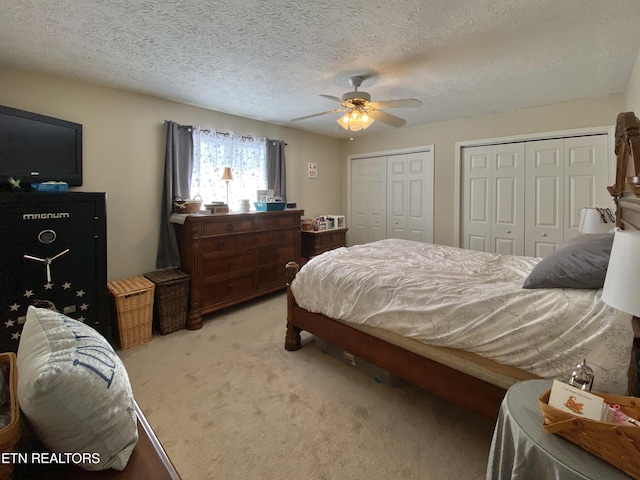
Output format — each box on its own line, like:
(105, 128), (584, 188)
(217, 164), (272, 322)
(156, 121), (194, 268)
(266, 139), (286, 201)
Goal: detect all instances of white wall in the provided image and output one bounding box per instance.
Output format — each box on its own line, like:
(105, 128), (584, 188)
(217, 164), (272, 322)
(0, 67), (343, 281)
(342, 95), (625, 246)
(626, 47), (640, 113)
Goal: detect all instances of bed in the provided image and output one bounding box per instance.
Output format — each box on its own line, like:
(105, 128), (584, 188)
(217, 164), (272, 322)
(284, 112), (640, 420)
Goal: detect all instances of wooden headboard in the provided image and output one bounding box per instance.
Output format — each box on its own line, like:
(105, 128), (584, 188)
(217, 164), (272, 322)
(610, 111), (640, 231)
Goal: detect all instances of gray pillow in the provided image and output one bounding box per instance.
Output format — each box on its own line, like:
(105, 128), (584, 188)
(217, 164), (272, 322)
(522, 234), (614, 289)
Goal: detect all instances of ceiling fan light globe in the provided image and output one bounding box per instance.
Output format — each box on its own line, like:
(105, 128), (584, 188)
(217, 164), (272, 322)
(361, 115), (375, 129)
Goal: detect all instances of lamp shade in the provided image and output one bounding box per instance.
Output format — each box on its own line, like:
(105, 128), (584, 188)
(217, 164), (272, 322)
(601, 230), (640, 317)
(221, 167), (233, 181)
(578, 208), (611, 234)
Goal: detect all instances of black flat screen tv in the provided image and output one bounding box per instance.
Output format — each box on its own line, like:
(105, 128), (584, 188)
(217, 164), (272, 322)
(0, 105), (82, 186)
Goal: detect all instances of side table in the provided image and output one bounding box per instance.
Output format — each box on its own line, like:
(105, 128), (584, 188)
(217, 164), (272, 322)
(486, 379), (631, 480)
(301, 227), (348, 259)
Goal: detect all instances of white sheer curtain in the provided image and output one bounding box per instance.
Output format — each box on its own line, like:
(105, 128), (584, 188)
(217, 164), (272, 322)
(191, 129), (267, 210)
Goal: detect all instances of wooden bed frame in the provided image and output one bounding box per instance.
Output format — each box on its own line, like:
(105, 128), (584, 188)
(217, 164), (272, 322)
(284, 111), (640, 421)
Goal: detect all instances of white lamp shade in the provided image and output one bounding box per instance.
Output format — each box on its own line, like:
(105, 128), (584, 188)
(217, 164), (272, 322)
(602, 230), (640, 316)
(578, 208), (611, 234)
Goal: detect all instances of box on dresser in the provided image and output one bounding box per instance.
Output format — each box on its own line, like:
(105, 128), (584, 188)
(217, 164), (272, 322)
(174, 210), (303, 329)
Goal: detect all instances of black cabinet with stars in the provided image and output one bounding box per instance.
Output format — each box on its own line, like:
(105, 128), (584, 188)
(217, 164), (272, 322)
(0, 192), (110, 352)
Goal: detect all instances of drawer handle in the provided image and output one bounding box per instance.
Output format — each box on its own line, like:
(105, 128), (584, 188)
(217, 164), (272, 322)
(228, 283), (235, 291)
(275, 219), (280, 225)
(542, 233), (548, 237)
(274, 251), (280, 258)
(228, 260), (233, 267)
(226, 223), (234, 232)
(328, 236), (334, 242)
(217, 240), (224, 248)
(254, 237), (259, 244)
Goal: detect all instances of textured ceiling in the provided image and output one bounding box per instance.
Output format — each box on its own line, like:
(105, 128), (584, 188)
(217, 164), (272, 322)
(1, 0), (640, 138)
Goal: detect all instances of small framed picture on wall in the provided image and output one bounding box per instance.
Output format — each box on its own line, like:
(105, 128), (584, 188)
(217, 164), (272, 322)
(308, 162), (318, 179)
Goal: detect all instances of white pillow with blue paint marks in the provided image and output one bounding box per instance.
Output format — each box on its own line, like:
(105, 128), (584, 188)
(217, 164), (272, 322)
(17, 306), (138, 471)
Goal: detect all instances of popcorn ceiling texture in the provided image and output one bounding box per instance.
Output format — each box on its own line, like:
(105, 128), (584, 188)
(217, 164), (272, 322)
(1, 0), (640, 137)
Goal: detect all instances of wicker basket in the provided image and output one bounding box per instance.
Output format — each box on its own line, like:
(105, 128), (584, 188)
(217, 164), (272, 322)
(0, 352), (21, 480)
(107, 276), (155, 349)
(143, 268), (190, 335)
(174, 195), (202, 214)
(539, 388), (640, 479)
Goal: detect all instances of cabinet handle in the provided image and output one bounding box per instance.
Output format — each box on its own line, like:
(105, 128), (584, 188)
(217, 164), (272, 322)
(228, 260), (234, 267)
(217, 240), (224, 248)
(506, 230), (511, 234)
(253, 237), (259, 244)
(228, 283), (235, 291)
(274, 251), (280, 258)
(226, 223), (234, 232)
(542, 233), (548, 237)
(275, 219), (280, 225)
(329, 236), (334, 242)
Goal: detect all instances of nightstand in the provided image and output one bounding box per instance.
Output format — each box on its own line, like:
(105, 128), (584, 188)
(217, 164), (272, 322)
(301, 228), (348, 259)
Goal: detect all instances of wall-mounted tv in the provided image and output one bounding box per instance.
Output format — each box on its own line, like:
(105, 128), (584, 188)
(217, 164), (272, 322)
(0, 105), (82, 186)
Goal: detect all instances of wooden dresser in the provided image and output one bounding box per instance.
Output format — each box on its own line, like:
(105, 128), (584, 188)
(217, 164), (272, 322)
(301, 227), (348, 259)
(175, 210), (303, 329)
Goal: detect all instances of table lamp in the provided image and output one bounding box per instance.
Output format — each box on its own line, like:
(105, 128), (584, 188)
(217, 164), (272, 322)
(221, 167), (233, 205)
(578, 207), (611, 234)
(602, 230), (640, 318)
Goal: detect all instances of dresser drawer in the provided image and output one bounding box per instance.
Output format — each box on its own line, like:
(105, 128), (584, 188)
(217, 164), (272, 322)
(201, 235), (239, 256)
(317, 231), (345, 248)
(240, 231), (272, 250)
(202, 252), (255, 279)
(256, 214), (297, 230)
(257, 245), (295, 266)
(202, 273), (255, 304)
(201, 218), (255, 235)
(271, 228), (298, 246)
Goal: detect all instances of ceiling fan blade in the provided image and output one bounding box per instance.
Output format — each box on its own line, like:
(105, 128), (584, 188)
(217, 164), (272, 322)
(370, 99), (422, 109)
(320, 95), (343, 103)
(291, 109), (343, 122)
(369, 110), (407, 127)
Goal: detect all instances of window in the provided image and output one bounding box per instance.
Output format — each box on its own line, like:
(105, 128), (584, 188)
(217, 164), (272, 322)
(190, 129), (267, 209)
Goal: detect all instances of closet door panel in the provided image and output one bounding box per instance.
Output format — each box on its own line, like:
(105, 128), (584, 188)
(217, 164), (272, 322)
(491, 143), (525, 255)
(387, 155), (408, 239)
(564, 134), (609, 239)
(368, 158), (387, 242)
(350, 159), (370, 246)
(406, 151), (434, 243)
(462, 146), (492, 251)
(525, 139), (564, 257)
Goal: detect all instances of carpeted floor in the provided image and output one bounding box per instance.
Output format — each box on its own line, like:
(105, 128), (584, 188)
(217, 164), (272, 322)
(118, 292), (496, 480)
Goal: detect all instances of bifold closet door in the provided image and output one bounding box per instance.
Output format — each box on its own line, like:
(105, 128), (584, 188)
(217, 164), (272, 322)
(462, 143), (525, 255)
(350, 157), (387, 246)
(524, 134), (608, 257)
(386, 152), (434, 243)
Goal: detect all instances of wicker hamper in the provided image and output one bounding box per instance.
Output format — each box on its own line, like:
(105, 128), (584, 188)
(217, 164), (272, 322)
(539, 388), (640, 479)
(107, 276), (155, 349)
(143, 268), (190, 335)
(0, 352), (21, 480)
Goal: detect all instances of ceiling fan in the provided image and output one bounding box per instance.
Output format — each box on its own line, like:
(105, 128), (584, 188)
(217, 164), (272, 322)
(291, 76), (423, 131)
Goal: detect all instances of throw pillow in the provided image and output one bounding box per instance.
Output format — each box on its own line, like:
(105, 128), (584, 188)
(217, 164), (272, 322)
(17, 306), (138, 471)
(522, 234), (614, 289)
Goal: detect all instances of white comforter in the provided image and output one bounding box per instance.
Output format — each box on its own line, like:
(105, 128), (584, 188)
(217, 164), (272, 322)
(291, 239), (633, 394)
